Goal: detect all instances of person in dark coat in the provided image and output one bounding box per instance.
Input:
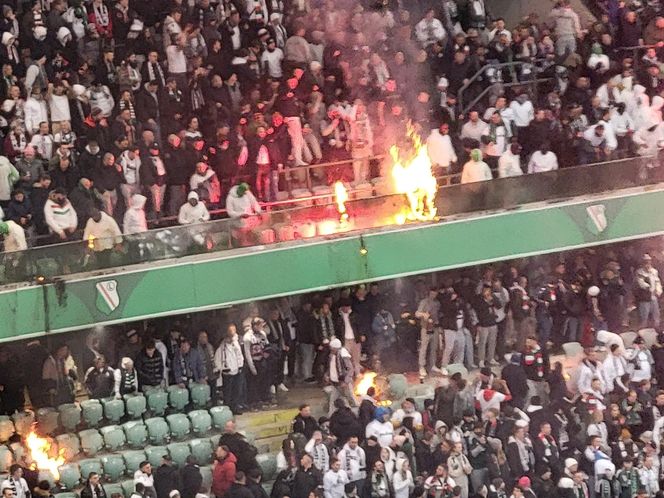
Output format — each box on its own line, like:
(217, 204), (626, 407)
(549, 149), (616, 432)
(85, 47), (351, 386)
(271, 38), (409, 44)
(134, 340), (164, 389)
(80, 473), (108, 498)
(501, 353), (528, 409)
(0, 346), (24, 415)
(218, 421), (259, 473)
(291, 454), (322, 498)
(329, 399), (362, 444)
(154, 455), (180, 498)
(180, 456), (203, 498)
(292, 404), (319, 440)
(246, 468), (269, 498)
(69, 178), (103, 229)
(226, 472), (255, 498)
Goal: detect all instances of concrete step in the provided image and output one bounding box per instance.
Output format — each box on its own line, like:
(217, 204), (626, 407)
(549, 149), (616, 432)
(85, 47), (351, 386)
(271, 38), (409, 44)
(235, 408), (298, 429)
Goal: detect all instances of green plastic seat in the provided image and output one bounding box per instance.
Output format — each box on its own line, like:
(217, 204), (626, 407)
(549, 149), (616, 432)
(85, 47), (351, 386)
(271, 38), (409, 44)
(11, 411), (35, 436)
(100, 425), (127, 451)
(209, 406), (233, 430)
(101, 454), (126, 481)
(144, 446), (168, 468)
(57, 463), (81, 490)
(78, 429), (104, 456)
(167, 386), (189, 411)
(122, 450), (147, 474)
(54, 492), (78, 498)
(146, 390), (168, 416)
(78, 458), (103, 479)
(166, 442), (190, 467)
(55, 433), (81, 460)
(256, 454), (277, 482)
(0, 445), (13, 472)
(102, 398), (126, 423)
(58, 404), (82, 433)
(124, 394), (147, 419)
(120, 479), (136, 498)
(145, 417), (170, 445)
(81, 400), (104, 428)
(188, 410), (212, 435)
(122, 421), (148, 448)
(36, 407), (59, 435)
(0, 416), (14, 443)
(189, 438), (213, 465)
(37, 469), (56, 487)
(166, 414), (191, 440)
(103, 484), (124, 497)
(200, 465), (213, 491)
(190, 384), (211, 408)
(209, 435), (220, 447)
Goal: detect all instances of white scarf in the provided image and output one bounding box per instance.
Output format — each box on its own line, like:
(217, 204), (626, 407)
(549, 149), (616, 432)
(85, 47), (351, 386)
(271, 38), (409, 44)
(92, 2), (109, 26)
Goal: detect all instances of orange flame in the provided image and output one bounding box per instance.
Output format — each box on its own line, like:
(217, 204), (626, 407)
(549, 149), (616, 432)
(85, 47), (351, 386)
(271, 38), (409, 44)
(354, 371), (379, 397)
(390, 124), (437, 222)
(87, 234), (96, 250)
(334, 181), (349, 224)
(26, 432), (65, 480)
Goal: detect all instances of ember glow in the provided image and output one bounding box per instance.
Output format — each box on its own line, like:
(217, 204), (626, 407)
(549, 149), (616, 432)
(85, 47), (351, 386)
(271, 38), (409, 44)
(87, 234), (96, 250)
(26, 432), (65, 480)
(334, 181), (349, 224)
(390, 125), (438, 222)
(354, 371), (379, 397)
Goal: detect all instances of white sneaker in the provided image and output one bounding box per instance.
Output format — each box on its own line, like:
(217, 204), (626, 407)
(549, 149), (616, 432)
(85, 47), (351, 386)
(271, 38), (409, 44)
(277, 383), (289, 392)
(431, 366), (444, 375)
(419, 367), (428, 378)
(270, 385), (276, 395)
(478, 361), (485, 368)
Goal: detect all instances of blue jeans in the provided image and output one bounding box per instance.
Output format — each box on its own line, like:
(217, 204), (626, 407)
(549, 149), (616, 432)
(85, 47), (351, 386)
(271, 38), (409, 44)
(537, 314), (553, 344)
(639, 299), (661, 327)
(563, 316), (580, 342)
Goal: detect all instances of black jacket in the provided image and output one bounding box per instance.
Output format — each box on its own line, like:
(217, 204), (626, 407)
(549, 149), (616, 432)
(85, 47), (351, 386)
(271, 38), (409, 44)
(134, 349), (164, 387)
(473, 295), (500, 327)
(69, 184), (103, 229)
(227, 483), (254, 498)
(81, 484), (107, 498)
(218, 433), (259, 473)
(180, 464), (203, 498)
(154, 464), (181, 498)
(136, 87), (161, 122)
(292, 414), (318, 440)
(292, 467), (322, 498)
(334, 312), (363, 345)
(329, 406), (362, 444)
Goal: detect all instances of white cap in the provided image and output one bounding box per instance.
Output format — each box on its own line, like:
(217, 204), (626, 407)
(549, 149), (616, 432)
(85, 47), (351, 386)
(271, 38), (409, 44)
(329, 338), (341, 349)
(1, 99), (14, 113)
(72, 84), (86, 97)
(587, 286), (600, 297)
(565, 458), (578, 469)
(515, 419), (528, 428)
(33, 26), (47, 40)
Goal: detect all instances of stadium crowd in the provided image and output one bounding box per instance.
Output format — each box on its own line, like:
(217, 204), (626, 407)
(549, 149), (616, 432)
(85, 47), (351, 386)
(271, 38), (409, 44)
(0, 0), (664, 251)
(1, 239), (664, 498)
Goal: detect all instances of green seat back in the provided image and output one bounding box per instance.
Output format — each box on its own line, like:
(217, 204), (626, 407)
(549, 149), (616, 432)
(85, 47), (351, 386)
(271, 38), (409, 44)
(81, 400), (104, 428)
(166, 442), (190, 467)
(200, 466), (213, 491)
(57, 463), (81, 490)
(145, 417), (170, 445)
(188, 410), (212, 435)
(124, 394), (147, 419)
(122, 450), (147, 474)
(100, 425), (127, 452)
(103, 484), (124, 497)
(11, 411), (35, 436)
(146, 391), (168, 416)
(189, 438), (213, 466)
(120, 479), (136, 498)
(166, 414), (191, 440)
(58, 404), (81, 433)
(78, 458), (103, 479)
(78, 429), (104, 457)
(122, 421), (148, 448)
(36, 408), (59, 436)
(167, 386), (189, 411)
(55, 433), (80, 460)
(101, 454), (126, 481)
(190, 384), (211, 409)
(0, 417), (14, 443)
(144, 446), (168, 468)
(54, 492), (79, 498)
(256, 454), (277, 482)
(209, 406), (233, 430)
(102, 398), (126, 423)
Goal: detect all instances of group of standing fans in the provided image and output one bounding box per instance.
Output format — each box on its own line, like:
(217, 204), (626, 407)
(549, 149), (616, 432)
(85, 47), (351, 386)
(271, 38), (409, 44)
(3, 0), (664, 252)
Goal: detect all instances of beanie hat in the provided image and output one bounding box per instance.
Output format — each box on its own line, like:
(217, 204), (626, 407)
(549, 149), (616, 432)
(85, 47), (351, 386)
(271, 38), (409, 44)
(329, 338), (342, 349)
(0, 222), (8, 235)
(518, 477), (531, 488)
(470, 148), (482, 161)
(374, 407), (389, 421)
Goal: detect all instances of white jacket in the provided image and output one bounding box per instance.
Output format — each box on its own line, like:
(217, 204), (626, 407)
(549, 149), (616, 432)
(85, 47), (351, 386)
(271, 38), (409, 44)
(0, 156), (18, 201)
(427, 130), (457, 167)
(602, 354), (627, 393)
(365, 420), (394, 448)
(527, 151), (558, 174)
(123, 194), (147, 235)
(178, 192), (210, 225)
(498, 150), (523, 177)
(44, 198), (78, 236)
(23, 97), (48, 134)
(213, 339), (244, 385)
(2, 220), (27, 251)
(226, 185), (261, 218)
(461, 160), (492, 183)
(576, 360), (606, 394)
(83, 212), (123, 251)
(323, 469), (348, 498)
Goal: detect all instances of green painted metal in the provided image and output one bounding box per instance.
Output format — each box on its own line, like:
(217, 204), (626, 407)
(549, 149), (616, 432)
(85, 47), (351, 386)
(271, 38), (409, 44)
(1, 188), (661, 340)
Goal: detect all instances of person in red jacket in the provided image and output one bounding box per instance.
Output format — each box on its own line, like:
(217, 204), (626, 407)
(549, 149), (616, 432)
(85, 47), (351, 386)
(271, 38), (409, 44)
(213, 446), (237, 498)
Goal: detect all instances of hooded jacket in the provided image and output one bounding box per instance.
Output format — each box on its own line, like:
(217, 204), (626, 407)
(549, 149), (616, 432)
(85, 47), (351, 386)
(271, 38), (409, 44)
(44, 192), (78, 236)
(225, 185), (261, 218)
(123, 194), (147, 234)
(178, 191), (210, 225)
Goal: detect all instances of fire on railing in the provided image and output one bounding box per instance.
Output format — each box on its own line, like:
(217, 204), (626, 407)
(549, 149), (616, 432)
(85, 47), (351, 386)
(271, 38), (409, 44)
(26, 431), (65, 480)
(354, 371), (392, 407)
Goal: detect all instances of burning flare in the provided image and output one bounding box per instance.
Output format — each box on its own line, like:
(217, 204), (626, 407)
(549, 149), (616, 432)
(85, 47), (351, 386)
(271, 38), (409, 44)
(334, 181), (349, 224)
(390, 124), (438, 222)
(354, 371), (378, 397)
(26, 432), (65, 480)
(87, 234), (96, 250)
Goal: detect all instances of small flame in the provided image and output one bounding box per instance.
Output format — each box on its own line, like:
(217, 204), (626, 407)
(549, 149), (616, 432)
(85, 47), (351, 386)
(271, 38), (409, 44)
(391, 124), (437, 221)
(354, 371), (379, 397)
(334, 181), (349, 224)
(26, 432), (65, 480)
(87, 234), (96, 250)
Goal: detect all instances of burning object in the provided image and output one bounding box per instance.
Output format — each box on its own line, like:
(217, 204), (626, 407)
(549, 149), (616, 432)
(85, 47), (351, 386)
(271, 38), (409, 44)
(334, 181), (349, 224)
(26, 431), (65, 480)
(390, 125), (438, 222)
(354, 371), (392, 407)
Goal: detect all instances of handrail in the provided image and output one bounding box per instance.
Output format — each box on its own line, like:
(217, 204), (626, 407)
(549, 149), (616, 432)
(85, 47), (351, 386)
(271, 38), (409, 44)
(461, 77), (553, 116)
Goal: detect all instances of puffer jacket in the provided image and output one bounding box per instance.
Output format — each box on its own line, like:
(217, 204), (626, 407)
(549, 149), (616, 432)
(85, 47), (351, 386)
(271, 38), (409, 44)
(135, 348), (164, 387)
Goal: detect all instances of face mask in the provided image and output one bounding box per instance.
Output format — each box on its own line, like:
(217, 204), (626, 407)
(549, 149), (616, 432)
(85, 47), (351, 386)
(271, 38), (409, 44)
(57, 197), (66, 206)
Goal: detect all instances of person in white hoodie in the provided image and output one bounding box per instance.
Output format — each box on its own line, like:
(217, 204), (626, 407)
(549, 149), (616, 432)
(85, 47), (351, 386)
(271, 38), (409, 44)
(83, 208), (123, 265)
(119, 146), (141, 204)
(178, 191), (210, 225)
(391, 458), (413, 498)
(461, 149), (492, 183)
(628, 85), (651, 130)
(427, 122), (457, 171)
(632, 120), (664, 159)
(44, 188), (78, 241)
(123, 194), (147, 235)
(528, 142), (559, 173)
(0, 220), (26, 251)
(337, 437), (366, 489)
(610, 103), (635, 157)
(498, 142), (523, 178)
(225, 182), (262, 231)
(323, 457), (348, 498)
(306, 430), (330, 472)
(365, 407), (394, 448)
(213, 324), (246, 415)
